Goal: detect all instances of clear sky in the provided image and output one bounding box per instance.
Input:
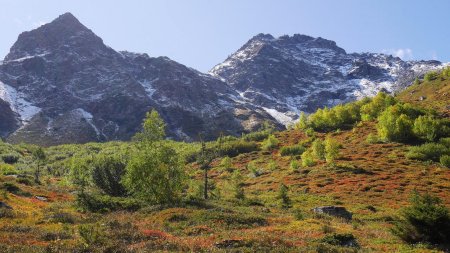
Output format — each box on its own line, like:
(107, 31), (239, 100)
(1, 0), (449, 72)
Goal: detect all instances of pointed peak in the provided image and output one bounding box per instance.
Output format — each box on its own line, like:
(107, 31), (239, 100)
(4, 12), (104, 62)
(52, 12), (81, 25)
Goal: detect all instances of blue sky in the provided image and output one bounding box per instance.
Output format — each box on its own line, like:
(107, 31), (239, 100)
(1, 0), (449, 72)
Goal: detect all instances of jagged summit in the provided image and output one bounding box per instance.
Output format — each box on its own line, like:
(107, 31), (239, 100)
(0, 13), (447, 145)
(4, 12), (103, 62)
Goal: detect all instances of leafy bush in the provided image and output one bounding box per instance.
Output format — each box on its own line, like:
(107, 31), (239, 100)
(361, 92), (396, 121)
(365, 133), (379, 144)
(220, 156), (232, 170)
(242, 131), (270, 142)
(319, 233), (358, 247)
(76, 192), (142, 213)
(247, 161), (261, 177)
(220, 140), (259, 157)
(277, 183), (291, 208)
(377, 105), (415, 142)
(261, 135), (279, 150)
(91, 154), (128, 197)
(280, 144), (306, 156)
(424, 71), (439, 81)
(406, 143), (449, 162)
(312, 139), (325, 160)
(413, 115), (449, 142)
(301, 150), (316, 167)
(391, 192), (450, 245)
(0, 164), (17, 175)
(325, 136), (341, 163)
(442, 67), (450, 78)
(440, 155), (450, 168)
(123, 144), (186, 204)
(290, 159), (300, 171)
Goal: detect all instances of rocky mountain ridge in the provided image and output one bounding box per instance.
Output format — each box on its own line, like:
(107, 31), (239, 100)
(0, 13), (447, 145)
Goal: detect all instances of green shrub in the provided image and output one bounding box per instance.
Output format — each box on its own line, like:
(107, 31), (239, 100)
(301, 150), (316, 167)
(312, 139), (325, 160)
(290, 159), (300, 171)
(424, 71), (439, 81)
(377, 105), (415, 142)
(91, 154), (128, 197)
(361, 92), (396, 121)
(365, 133), (379, 144)
(267, 160), (277, 171)
(261, 135), (279, 150)
(0, 164), (17, 175)
(325, 136), (341, 163)
(442, 67), (450, 78)
(231, 170), (245, 200)
(413, 115), (448, 142)
(242, 131), (270, 142)
(220, 156), (232, 170)
(247, 161), (261, 177)
(406, 143), (449, 162)
(220, 140), (259, 157)
(280, 144), (306, 156)
(319, 233), (358, 247)
(123, 144), (186, 204)
(391, 192), (450, 245)
(277, 183), (291, 209)
(440, 155), (450, 168)
(76, 192), (142, 213)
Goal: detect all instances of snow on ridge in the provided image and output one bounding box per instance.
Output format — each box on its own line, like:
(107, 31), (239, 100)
(262, 107), (294, 126)
(138, 79), (158, 98)
(6, 52), (50, 63)
(73, 108), (101, 137)
(0, 81), (41, 124)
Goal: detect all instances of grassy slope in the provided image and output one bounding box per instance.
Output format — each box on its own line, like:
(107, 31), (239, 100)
(0, 79), (449, 252)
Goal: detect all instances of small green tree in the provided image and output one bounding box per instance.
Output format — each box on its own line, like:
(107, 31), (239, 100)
(324, 136), (340, 164)
(278, 183), (291, 208)
(312, 139), (325, 160)
(32, 147), (47, 184)
(413, 116), (441, 142)
(301, 149), (316, 167)
(391, 191), (450, 245)
(267, 160), (277, 171)
(231, 170), (245, 200)
(124, 111), (186, 204)
(133, 109), (166, 143)
(123, 144), (185, 204)
(220, 156), (232, 170)
(295, 112), (309, 130)
(377, 106), (414, 142)
(290, 159), (300, 171)
(262, 134), (279, 150)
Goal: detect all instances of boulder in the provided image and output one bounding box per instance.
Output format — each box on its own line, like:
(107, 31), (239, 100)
(312, 206), (352, 220)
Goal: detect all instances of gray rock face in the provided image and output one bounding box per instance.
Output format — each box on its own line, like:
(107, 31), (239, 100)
(210, 33), (447, 124)
(312, 206), (352, 220)
(0, 13), (276, 145)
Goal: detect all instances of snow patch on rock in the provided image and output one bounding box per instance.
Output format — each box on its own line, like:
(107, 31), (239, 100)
(0, 81), (41, 124)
